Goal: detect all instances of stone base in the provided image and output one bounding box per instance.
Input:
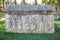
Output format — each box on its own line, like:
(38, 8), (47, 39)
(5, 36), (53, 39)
(5, 15), (55, 33)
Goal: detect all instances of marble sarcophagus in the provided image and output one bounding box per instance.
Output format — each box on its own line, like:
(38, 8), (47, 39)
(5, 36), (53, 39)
(5, 5), (55, 33)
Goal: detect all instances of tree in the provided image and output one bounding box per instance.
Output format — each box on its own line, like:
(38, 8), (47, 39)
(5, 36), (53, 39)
(57, 0), (60, 12)
(0, 0), (2, 12)
(0, 0), (1, 5)
(2, 0), (4, 8)
(42, 0), (57, 7)
(14, 0), (17, 5)
(0, 0), (5, 18)
(9, 0), (12, 5)
(21, 0), (26, 5)
(34, 0), (37, 5)
(1, 0), (5, 12)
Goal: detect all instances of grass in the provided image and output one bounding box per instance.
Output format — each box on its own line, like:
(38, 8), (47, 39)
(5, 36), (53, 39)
(0, 18), (60, 40)
(0, 18), (6, 32)
(55, 21), (60, 33)
(0, 33), (60, 40)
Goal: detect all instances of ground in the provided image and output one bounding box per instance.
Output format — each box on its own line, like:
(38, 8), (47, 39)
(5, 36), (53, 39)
(0, 18), (60, 40)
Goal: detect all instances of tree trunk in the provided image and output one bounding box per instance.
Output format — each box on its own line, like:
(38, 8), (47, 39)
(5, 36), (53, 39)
(35, 0), (37, 5)
(2, 0), (4, 11)
(14, 0), (17, 5)
(22, 0), (26, 5)
(57, 0), (60, 13)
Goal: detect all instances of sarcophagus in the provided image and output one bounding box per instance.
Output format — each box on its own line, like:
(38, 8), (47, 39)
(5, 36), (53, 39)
(5, 5), (55, 33)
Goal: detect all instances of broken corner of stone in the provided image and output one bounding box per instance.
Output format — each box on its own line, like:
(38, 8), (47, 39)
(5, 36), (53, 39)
(5, 5), (55, 33)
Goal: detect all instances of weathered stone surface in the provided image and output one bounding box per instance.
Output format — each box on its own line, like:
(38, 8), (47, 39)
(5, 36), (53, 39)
(6, 5), (54, 11)
(5, 5), (55, 33)
(5, 15), (54, 33)
(5, 5), (55, 15)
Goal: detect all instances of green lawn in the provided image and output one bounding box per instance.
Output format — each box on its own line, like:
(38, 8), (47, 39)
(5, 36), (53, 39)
(0, 18), (6, 32)
(0, 18), (60, 40)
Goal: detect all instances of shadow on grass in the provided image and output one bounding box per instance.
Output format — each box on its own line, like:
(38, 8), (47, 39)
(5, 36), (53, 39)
(54, 21), (60, 33)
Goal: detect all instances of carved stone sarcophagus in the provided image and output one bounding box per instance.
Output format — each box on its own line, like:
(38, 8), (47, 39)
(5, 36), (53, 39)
(5, 5), (55, 33)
